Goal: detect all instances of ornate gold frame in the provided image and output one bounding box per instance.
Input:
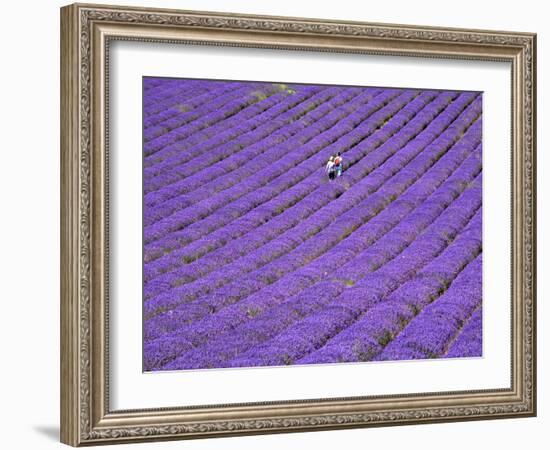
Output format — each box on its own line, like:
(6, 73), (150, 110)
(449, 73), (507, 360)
(60, 2), (536, 446)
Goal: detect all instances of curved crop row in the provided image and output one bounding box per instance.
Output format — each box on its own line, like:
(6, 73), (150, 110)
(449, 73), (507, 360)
(144, 80), (228, 124)
(144, 79), (224, 120)
(444, 306), (482, 358)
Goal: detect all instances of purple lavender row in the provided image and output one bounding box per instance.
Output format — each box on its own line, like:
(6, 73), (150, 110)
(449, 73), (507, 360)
(143, 78), (193, 108)
(334, 153), (481, 288)
(145, 86), (330, 173)
(143, 92), (473, 301)
(143, 78), (176, 99)
(225, 187), (481, 369)
(306, 206), (482, 364)
(144, 83), (282, 155)
(338, 166), (481, 287)
(143, 79), (213, 114)
(143, 80), (231, 121)
(143, 77), (164, 90)
(144, 84), (213, 129)
(146, 94), (472, 270)
(144, 79), (225, 118)
(143, 90), (437, 294)
(143, 87), (353, 202)
(145, 139), (481, 369)
(143, 76), (181, 90)
(377, 254), (482, 361)
(144, 80), (233, 119)
(143, 89), (412, 247)
(144, 112), (481, 350)
(444, 306), (482, 358)
(144, 83), (269, 142)
(143, 78), (239, 112)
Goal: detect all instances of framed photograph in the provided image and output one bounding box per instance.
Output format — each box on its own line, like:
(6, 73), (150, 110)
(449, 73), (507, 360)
(60, 2), (537, 446)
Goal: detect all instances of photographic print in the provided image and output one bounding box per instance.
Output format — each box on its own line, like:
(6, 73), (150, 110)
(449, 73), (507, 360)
(142, 77), (483, 372)
(61, 5), (536, 444)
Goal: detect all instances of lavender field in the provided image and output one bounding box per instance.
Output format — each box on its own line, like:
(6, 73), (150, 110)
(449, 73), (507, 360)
(142, 77), (483, 371)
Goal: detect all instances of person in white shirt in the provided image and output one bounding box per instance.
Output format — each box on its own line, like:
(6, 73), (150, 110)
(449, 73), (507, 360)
(325, 156), (336, 181)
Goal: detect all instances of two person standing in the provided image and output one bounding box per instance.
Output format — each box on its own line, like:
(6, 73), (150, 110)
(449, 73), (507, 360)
(325, 152), (344, 180)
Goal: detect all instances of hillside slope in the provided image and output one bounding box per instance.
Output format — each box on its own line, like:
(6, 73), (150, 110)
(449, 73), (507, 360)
(142, 78), (483, 371)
